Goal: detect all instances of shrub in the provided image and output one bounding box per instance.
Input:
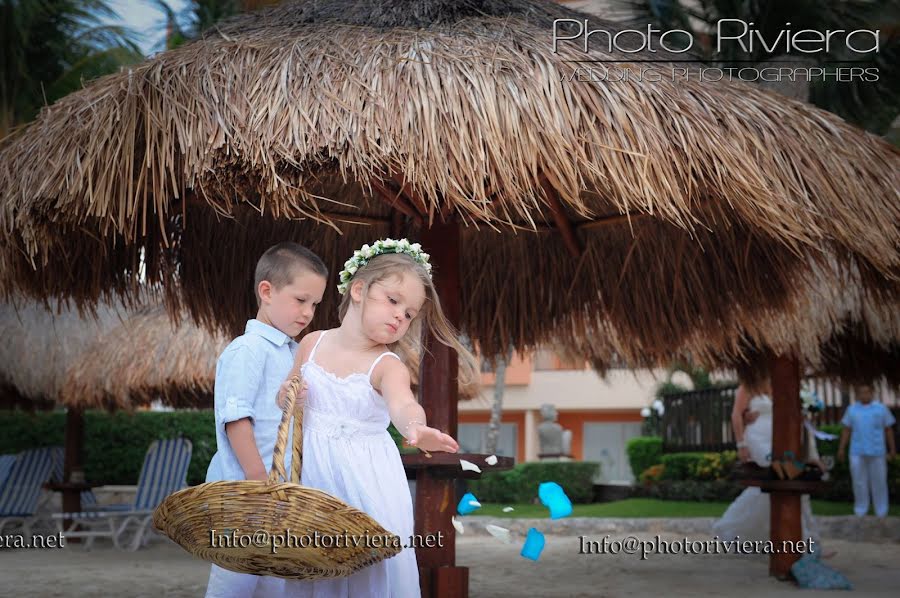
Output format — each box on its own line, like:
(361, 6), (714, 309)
(660, 452), (706, 480)
(693, 451), (738, 481)
(467, 461), (600, 504)
(639, 464), (665, 484)
(641, 479), (743, 502)
(626, 436), (662, 479)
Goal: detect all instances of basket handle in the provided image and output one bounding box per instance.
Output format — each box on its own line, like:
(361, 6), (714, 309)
(268, 375), (304, 485)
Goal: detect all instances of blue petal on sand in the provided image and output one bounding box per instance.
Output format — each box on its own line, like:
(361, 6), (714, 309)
(520, 528), (545, 561)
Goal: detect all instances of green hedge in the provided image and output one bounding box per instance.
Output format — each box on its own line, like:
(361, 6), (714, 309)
(638, 425), (899, 503)
(626, 436), (662, 479)
(0, 410), (406, 485)
(467, 461), (600, 504)
(641, 479), (743, 502)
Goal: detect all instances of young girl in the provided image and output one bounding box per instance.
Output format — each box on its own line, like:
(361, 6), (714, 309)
(281, 238), (478, 598)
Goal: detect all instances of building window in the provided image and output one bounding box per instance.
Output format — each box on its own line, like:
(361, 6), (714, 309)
(458, 423), (518, 458)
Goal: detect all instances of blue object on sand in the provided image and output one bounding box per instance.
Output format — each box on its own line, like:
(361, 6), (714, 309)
(457, 492), (481, 515)
(520, 528), (545, 561)
(538, 482), (573, 519)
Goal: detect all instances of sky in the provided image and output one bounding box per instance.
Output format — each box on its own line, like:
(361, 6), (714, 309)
(104, 0), (191, 56)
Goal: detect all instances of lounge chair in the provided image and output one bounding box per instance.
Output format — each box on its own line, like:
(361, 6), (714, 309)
(0, 447), (57, 535)
(52, 438), (192, 551)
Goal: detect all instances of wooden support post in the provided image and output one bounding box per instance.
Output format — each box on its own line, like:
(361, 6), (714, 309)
(415, 219), (467, 598)
(64, 407), (84, 482)
(63, 407), (85, 539)
(769, 354), (803, 579)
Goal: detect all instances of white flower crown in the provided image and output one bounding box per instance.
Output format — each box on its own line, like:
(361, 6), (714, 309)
(337, 238), (432, 295)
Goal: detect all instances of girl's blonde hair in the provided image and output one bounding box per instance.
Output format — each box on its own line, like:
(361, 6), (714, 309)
(338, 252), (479, 391)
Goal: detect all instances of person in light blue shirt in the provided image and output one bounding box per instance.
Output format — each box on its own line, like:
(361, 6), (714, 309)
(838, 383), (897, 518)
(205, 242), (327, 598)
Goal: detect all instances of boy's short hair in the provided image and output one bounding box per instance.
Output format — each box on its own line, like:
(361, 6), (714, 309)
(254, 242), (328, 305)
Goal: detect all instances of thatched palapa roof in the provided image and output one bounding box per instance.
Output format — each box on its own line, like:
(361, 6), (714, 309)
(0, 300), (126, 404)
(0, 0), (897, 374)
(0, 299), (226, 409)
(61, 304), (228, 409)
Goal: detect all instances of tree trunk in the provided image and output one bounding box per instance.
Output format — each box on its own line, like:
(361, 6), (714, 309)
(485, 352), (510, 455)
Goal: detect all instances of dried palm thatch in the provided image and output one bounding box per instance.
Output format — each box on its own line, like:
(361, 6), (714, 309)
(0, 298), (226, 409)
(0, 0), (897, 374)
(0, 299), (128, 403)
(61, 303), (228, 409)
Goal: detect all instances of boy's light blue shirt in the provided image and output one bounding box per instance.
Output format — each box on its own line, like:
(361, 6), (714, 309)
(206, 319), (297, 482)
(841, 401), (896, 457)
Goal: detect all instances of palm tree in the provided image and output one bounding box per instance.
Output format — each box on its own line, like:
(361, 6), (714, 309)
(484, 348), (513, 455)
(614, 0), (900, 134)
(151, 0), (240, 50)
(0, 0), (141, 136)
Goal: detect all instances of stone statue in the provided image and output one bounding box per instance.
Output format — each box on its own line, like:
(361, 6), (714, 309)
(537, 403), (572, 460)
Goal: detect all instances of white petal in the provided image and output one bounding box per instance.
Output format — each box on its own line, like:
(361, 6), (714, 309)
(485, 524), (512, 544)
(485, 455), (498, 465)
(460, 459), (482, 473)
(502, 506), (515, 513)
(451, 516), (464, 534)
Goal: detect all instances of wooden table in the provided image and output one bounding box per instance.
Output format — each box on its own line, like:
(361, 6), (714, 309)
(402, 452), (515, 596)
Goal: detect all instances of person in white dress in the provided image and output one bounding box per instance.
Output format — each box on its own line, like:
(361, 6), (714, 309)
(279, 239), (479, 598)
(713, 377), (821, 546)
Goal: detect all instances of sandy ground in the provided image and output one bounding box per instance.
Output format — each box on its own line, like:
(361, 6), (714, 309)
(2, 532), (898, 597)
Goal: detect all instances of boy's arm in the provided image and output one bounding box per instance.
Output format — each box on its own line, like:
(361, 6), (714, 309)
(215, 345), (266, 480)
(226, 420), (268, 481)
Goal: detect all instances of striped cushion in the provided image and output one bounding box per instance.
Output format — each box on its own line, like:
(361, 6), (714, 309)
(133, 438), (192, 510)
(0, 455), (16, 488)
(0, 448), (56, 516)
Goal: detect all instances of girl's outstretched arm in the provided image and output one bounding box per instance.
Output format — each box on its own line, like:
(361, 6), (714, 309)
(377, 358), (459, 453)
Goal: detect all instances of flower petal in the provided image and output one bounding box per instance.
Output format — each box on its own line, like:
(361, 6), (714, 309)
(485, 524), (512, 544)
(460, 459), (482, 473)
(451, 516), (464, 535)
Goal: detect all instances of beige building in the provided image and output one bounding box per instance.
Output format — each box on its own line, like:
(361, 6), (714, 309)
(460, 350), (671, 483)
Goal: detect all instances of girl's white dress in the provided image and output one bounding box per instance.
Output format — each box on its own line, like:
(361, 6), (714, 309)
(712, 394), (820, 544)
(283, 331), (421, 598)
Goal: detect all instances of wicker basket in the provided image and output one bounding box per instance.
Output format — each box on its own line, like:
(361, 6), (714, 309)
(153, 375), (402, 579)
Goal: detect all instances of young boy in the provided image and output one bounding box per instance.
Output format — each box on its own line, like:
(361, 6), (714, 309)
(838, 383), (897, 518)
(205, 242), (327, 598)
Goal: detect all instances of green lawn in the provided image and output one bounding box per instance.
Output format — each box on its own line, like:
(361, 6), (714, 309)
(472, 498), (900, 518)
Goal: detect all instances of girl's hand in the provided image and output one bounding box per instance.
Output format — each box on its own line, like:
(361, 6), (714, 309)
(276, 378), (308, 411)
(738, 446), (751, 463)
(407, 424), (459, 453)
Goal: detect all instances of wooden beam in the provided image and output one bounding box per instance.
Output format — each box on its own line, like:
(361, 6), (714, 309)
(539, 178), (582, 258)
(769, 354), (804, 579)
(390, 209), (404, 238)
(577, 210), (650, 230)
(390, 174), (431, 221)
(369, 178), (423, 224)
